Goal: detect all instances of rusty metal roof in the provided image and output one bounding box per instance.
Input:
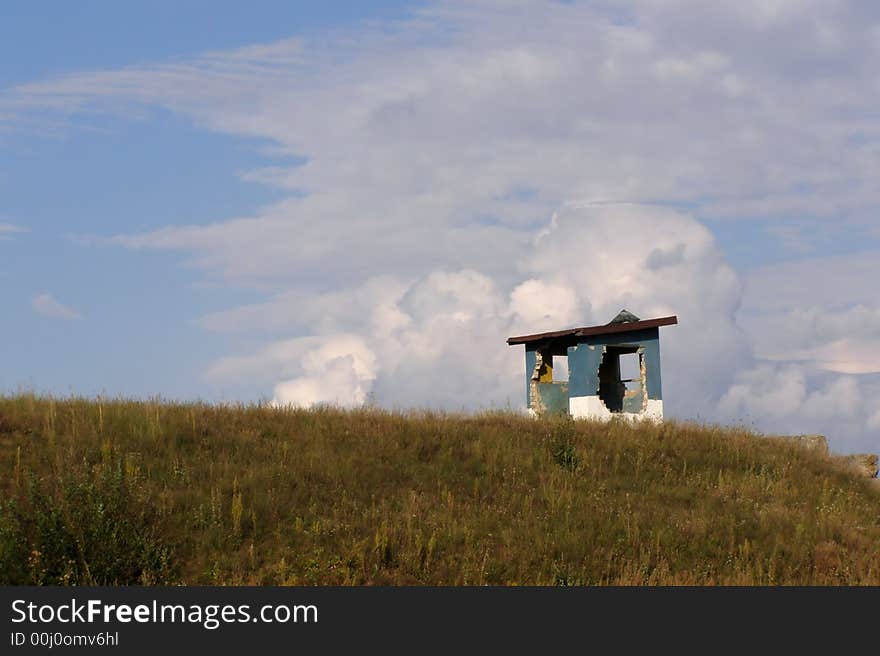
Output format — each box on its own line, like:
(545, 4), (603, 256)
(507, 315), (678, 346)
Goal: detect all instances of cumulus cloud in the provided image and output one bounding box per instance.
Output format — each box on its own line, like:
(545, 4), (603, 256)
(718, 364), (875, 451)
(719, 365), (864, 424)
(31, 293), (81, 320)
(509, 280), (580, 329)
(271, 336), (378, 408)
(204, 205), (747, 417)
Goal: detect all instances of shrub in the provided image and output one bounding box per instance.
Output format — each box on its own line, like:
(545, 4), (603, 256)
(0, 460), (177, 585)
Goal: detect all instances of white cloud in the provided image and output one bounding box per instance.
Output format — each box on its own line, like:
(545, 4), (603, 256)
(719, 364), (809, 423)
(207, 334), (377, 408)
(741, 251), (880, 313)
(738, 255), (880, 376)
(271, 336), (378, 408)
(204, 205), (746, 415)
(2, 1), (880, 449)
(31, 293), (81, 321)
(718, 364), (876, 451)
(0, 223), (27, 239)
(758, 338), (880, 376)
(720, 365), (865, 424)
(4, 1), (880, 284)
(509, 280), (580, 330)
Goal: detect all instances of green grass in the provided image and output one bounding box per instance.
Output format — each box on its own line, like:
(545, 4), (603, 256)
(0, 394), (878, 585)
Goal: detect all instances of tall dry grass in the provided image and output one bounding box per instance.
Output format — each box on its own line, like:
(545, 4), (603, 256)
(1, 394), (878, 585)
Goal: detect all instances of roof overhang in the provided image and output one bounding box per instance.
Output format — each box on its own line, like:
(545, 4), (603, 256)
(507, 315), (678, 346)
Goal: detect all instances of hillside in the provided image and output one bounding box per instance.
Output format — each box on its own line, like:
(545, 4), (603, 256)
(0, 394), (878, 585)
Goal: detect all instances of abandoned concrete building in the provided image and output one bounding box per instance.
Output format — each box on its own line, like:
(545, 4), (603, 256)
(507, 310), (677, 421)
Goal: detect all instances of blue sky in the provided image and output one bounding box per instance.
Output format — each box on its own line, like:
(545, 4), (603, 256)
(2, 1), (880, 452)
(0, 1), (425, 87)
(1, 1), (424, 399)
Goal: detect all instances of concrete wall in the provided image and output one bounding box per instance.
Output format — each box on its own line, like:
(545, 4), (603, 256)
(566, 327), (663, 422)
(523, 327), (665, 422)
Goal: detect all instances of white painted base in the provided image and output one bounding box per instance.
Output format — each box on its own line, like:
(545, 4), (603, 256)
(645, 398), (663, 420)
(569, 395), (663, 422)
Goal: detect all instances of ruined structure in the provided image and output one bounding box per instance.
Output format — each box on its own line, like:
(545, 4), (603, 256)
(507, 310), (677, 421)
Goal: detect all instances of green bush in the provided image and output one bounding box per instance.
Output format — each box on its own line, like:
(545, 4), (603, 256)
(0, 461), (176, 585)
(548, 417), (580, 472)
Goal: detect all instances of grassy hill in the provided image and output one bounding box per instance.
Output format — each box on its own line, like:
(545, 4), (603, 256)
(0, 394), (878, 585)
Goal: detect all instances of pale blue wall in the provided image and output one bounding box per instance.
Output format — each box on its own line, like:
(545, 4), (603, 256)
(521, 327), (664, 413)
(567, 327), (662, 401)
